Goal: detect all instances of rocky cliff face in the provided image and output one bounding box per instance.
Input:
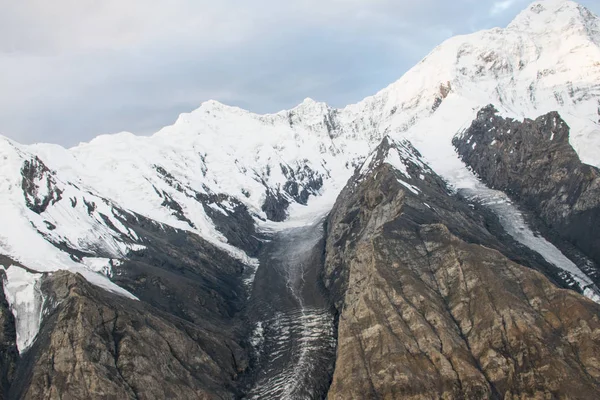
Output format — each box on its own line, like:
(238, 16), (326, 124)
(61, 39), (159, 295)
(9, 271), (245, 400)
(453, 106), (600, 267)
(110, 211), (251, 329)
(323, 139), (600, 399)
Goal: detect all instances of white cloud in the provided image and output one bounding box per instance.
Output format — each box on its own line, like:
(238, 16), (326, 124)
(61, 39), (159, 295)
(491, 0), (518, 15)
(0, 0), (263, 54)
(0, 0), (477, 55)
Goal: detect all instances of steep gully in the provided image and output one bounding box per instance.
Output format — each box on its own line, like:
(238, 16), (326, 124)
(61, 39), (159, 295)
(460, 185), (600, 301)
(242, 219), (336, 399)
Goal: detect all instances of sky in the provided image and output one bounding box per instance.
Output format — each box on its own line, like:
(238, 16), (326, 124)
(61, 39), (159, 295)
(1, 0), (599, 146)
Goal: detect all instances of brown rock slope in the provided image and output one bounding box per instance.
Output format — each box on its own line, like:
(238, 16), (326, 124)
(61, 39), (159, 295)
(10, 271), (246, 400)
(323, 138), (600, 399)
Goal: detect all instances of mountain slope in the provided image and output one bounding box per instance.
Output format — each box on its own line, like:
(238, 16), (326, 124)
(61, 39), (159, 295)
(338, 0), (600, 169)
(323, 139), (600, 399)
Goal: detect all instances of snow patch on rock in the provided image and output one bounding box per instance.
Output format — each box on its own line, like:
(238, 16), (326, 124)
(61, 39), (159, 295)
(1, 265), (44, 352)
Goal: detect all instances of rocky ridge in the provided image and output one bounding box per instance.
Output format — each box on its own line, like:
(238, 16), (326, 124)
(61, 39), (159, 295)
(323, 138), (600, 399)
(10, 271), (244, 399)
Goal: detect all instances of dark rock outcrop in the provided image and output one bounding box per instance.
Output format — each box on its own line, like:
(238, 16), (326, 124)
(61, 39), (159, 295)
(453, 106), (600, 267)
(322, 138), (600, 399)
(112, 212), (249, 330)
(280, 163), (324, 206)
(261, 188), (290, 222)
(261, 164), (325, 222)
(154, 163), (262, 254)
(20, 157), (63, 214)
(202, 199), (261, 256)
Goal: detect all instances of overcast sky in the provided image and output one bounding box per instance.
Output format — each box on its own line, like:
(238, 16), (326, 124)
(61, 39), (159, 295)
(1, 0), (599, 146)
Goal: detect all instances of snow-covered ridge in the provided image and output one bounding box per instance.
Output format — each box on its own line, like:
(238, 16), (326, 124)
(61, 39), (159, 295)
(131, 0), (600, 169)
(508, 0), (600, 42)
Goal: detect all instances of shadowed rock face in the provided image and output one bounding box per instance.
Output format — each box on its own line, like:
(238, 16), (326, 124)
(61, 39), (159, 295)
(453, 106), (600, 267)
(111, 212), (250, 330)
(261, 164), (325, 222)
(322, 142), (600, 399)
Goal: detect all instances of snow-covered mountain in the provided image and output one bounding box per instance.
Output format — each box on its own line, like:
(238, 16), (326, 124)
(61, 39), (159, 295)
(1, 0), (600, 352)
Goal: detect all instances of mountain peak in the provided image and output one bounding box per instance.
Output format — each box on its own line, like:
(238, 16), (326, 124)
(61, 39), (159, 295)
(164, 99), (250, 130)
(291, 97), (330, 112)
(508, 0), (599, 37)
(301, 97), (318, 105)
(196, 99), (241, 113)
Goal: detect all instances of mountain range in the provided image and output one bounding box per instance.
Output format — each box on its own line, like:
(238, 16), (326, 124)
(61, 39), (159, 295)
(1, 0), (600, 398)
